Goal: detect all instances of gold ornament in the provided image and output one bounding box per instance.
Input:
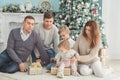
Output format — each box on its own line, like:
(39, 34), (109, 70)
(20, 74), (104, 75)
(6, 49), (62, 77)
(77, 3), (82, 9)
(67, 0), (71, 3)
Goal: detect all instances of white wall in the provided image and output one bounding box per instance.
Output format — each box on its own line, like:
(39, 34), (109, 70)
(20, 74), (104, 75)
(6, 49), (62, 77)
(0, 13), (43, 52)
(102, 0), (120, 59)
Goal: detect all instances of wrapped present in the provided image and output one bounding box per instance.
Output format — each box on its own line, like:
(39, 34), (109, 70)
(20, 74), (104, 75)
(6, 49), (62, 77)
(51, 67), (57, 75)
(64, 68), (71, 76)
(99, 48), (109, 68)
(51, 67), (70, 76)
(28, 62), (42, 75)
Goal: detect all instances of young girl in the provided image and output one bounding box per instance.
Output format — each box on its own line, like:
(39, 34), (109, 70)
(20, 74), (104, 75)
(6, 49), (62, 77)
(46, 25), (75, 70)
(54, 40), (80, 78)
(58, 25), (75, 48)
(74, 20), (104, 77)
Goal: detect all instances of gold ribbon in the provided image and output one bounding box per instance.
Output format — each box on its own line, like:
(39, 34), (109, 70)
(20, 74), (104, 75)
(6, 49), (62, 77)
(30, 62), (42, 74)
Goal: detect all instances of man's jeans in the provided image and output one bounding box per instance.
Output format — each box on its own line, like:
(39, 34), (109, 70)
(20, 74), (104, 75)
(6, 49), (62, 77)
(31, 49), (56, 69)
(0, 50), (19, 73)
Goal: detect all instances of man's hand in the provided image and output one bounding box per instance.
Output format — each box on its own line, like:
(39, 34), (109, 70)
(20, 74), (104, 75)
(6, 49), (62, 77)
(36, 58), (41, 63)
(19, 63), (27, 72)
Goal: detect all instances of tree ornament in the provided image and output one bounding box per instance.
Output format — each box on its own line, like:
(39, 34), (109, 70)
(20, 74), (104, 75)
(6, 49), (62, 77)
(81, 2), (84, 5)
(54, 0), (108, 47)
(93, 8), (97, 14)
(67, 0), (71, 4)
(59, 15), (62, 18)
(62, 15), (65, 19)
(73, 6), (76, 10)
(77, 3), (82, 9)
(85, 3), (90, 8)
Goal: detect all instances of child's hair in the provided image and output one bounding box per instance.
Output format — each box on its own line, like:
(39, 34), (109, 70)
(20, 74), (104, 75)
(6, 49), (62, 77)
(58, 40), (70, 50)
(58, 25), (70, 34)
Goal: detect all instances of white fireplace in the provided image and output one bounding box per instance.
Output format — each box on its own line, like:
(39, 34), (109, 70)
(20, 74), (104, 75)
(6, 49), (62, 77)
(0, 13), (43, 52)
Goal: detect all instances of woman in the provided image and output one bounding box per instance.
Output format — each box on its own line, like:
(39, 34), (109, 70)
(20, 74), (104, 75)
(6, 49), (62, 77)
(74, 20), (104, 77)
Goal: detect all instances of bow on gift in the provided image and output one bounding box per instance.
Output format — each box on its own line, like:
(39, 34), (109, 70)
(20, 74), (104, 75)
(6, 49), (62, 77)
(31, 62), (42, 68)
(29, 62), (42, 75)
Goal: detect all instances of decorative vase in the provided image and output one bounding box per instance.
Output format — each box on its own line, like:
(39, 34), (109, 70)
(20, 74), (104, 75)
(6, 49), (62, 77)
(26, 0), (32, 12)
(19, 3), (25, 12)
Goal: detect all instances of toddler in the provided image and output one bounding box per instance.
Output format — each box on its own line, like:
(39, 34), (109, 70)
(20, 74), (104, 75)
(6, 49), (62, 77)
(46, 25), (75, 70)
(54, 40), (80, 78)
(58, 25), (75, 48)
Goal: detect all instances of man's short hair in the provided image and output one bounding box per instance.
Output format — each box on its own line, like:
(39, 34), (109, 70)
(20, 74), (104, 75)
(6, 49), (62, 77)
(44, 11), (53, 19)
(24, 15), (35, 21)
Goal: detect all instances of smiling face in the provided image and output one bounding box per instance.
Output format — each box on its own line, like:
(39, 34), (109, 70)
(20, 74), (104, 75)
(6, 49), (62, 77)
(43, 11), (54, 30)
(43, 18), (53, 30)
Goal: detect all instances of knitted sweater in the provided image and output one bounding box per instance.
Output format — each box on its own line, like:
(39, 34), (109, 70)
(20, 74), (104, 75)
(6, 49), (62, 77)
(34, 23), (59, 54)
(73, 34), (101, 64)
(7, 28), (49, 65)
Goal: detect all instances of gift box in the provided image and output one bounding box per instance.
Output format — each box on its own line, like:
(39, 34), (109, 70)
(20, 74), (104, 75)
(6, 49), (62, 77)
(99, 48), (109, 68)
(28, 62), (42, 75)
(51, 67), (71, 76)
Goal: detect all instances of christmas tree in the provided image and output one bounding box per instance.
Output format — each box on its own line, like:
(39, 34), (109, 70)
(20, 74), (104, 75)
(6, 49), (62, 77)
(54, 0), (108, 48)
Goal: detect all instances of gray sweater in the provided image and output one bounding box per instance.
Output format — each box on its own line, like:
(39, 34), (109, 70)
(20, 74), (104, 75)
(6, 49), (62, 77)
(7, 28), (49, 65)
(34, 23), (59, 54)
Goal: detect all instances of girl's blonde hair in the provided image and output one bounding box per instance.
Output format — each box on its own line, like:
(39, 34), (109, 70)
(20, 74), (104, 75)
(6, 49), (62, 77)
(58, 25), (70, 34)
(58, 40), (70, 50)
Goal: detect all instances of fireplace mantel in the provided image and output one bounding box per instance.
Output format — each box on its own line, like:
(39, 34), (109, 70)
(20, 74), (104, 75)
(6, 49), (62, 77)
(0, 13), (43, 52)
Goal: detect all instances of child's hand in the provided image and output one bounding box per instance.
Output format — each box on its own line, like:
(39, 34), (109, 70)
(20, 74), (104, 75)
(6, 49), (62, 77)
(70, 57), (77, 64)
(50, 58), (56, 62)
(55, 64), (60, 67)
(55, 62), (63, 67)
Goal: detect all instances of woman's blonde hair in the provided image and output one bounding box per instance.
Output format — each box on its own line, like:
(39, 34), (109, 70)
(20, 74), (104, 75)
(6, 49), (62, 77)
(82, 20), (100, 48)
(58, 40), (70, 50)
(58, 25), (70, 34)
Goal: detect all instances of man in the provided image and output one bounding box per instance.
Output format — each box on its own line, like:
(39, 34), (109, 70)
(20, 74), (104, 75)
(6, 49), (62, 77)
(32, 11), (59, 67)
(0, 15), (49, 73)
